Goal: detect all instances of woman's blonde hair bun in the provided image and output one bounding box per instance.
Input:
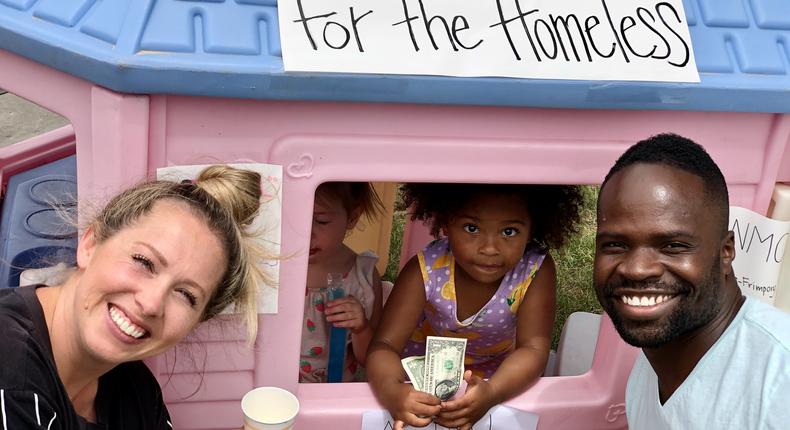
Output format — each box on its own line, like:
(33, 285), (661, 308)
(195, 165), (262, 227)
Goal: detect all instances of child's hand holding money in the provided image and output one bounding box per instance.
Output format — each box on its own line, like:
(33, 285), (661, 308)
(436, 370), (498, 430)
(388, 384), (441, 429)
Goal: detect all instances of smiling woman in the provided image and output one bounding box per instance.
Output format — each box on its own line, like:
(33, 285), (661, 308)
(0, 165), (271, 429)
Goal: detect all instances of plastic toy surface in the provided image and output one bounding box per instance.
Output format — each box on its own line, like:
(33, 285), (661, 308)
(1, 1), (789, 429)
(0, 154), (77, 287)
(1, 0), (790, 111)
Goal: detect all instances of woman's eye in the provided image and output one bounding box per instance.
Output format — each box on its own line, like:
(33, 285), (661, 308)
(463, 224), (479, 234)
(132, 254), (155, 273)
(177, 289), (198, 307)
(502, 227), (518, 237)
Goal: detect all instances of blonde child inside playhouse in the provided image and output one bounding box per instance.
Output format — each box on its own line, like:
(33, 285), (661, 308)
(300, 182), (385, 383)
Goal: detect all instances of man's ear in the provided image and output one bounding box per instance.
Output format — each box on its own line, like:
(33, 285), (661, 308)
(721, 230), (735, 276)
(77, 226), (97, 269)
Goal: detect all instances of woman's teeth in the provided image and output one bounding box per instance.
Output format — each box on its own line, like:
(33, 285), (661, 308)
(109, 306), (146, 339)
(620, 295), (673, 307)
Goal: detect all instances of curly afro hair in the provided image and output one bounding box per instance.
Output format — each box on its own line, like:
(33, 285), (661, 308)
(399, 183), (584, 251)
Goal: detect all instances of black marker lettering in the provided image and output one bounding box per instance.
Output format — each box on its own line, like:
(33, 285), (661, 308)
(600, 0), (630, 62)
(418, 0), (458, 51)
(620, 16), (652, 58)
(656, 2), (690, 67)
(747, 226), (775, 263)
(293, 0), (336, 50)
(323, 21), (350, 49)
(637, 7), (669, 59)
(490, 0), (521, 60)
(732, 219), (749, 250)
(393, 0), (420, 51)
(585, 15), (616, 58)
(775, 233), (788, 263)
(489, 0), (540, 61)
(452, 16), (483, 50)
(516, 1), (543, 61)
(349, 7), (373, 52)
(534, 18), (558, 59)
(550, 13), (591, 62)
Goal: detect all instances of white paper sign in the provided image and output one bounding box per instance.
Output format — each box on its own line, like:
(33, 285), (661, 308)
(729, 206), (790, 305)
(157, 164), (282, 314)
(361, 405), (539, 430)
(279, 0), (699, 82)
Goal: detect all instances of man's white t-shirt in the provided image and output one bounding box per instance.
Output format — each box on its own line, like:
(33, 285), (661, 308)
(625, 297), (790, 430)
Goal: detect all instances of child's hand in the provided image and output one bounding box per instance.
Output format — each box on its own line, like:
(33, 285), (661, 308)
(326, 296), (368, 333)
(436, 370), (497, 429)
(387, 384), (442, 428)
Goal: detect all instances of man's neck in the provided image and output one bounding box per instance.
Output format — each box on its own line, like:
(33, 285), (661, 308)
(643, 279), (745, 404)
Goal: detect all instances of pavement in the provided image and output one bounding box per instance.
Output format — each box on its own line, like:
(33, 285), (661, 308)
(0, 90), (69, 148)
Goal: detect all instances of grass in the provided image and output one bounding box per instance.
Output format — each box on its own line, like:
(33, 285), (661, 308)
(382, 185), (602, 350)
(383, 208), (406, 283)
(551, 186), (602, 348)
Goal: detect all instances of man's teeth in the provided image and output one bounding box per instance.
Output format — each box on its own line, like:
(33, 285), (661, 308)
(620, 295), (673, 307)
(109, 306), (146, 339)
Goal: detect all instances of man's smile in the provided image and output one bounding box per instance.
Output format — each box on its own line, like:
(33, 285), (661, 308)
(611, 293), (682, 321)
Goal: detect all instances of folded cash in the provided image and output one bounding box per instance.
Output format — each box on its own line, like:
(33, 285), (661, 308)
(401, 356), (426, 392)
(423, 336), (467, 401)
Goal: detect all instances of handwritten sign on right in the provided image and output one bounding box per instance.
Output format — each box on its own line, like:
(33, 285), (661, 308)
(729, 206), (790, 305)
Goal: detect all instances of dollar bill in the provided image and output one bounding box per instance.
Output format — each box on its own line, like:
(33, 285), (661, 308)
(401, 356), (426, 392)
(423, 336), (467, 401)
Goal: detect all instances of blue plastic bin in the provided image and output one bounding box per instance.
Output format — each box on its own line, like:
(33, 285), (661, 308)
(0, 155), (77, 288)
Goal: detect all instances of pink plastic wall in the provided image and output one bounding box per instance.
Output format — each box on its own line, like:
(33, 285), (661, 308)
(0, 125), (76, 195)
(3, 48), (790, 430)
(779, 144), (790, 183)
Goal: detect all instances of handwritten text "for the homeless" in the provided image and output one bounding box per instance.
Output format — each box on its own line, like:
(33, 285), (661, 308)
(292, 0), (690, 68)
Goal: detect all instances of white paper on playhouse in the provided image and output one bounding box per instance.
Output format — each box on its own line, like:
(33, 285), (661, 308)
(278, 0), (699, 83)
(729, 206), (790, 306)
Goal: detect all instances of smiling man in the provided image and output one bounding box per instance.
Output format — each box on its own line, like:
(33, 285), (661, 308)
(594, 133), (790, 429)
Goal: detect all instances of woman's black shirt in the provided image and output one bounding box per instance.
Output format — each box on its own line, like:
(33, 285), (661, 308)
(0, 285), (172, 429)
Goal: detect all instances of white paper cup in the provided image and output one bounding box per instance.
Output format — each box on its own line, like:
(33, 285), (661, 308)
(241, 386), (300, 430)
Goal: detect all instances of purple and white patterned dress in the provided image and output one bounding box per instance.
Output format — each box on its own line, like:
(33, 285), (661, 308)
(403, 238), (546, 378)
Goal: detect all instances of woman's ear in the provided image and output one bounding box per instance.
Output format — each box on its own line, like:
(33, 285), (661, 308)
(76, 226), (97, 269)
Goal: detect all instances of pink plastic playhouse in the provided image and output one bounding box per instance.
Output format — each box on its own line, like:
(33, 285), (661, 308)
(1, 1), (789, 429)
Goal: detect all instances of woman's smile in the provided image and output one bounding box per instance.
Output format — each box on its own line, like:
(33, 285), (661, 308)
(107, 304), (150, 340)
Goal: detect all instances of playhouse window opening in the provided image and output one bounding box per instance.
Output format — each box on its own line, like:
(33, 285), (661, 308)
(0, 90), (76, 289)
(0, 90), (70, 148)
(301, 181), (601, 383)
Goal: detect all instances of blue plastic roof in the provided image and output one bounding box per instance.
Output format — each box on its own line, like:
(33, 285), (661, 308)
(1, 0), (789, 112)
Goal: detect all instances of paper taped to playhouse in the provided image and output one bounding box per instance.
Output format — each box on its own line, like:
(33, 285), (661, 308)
(278, 0), (700, 83)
